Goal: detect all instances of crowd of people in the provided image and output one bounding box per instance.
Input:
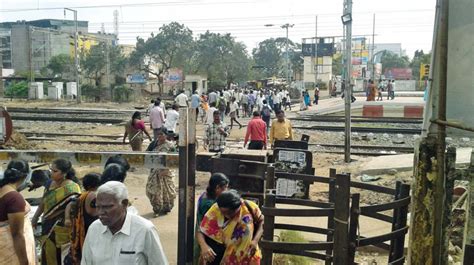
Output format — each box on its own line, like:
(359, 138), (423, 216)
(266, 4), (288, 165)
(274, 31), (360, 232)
(366, 79), (396, 101)
(0, 155), (265, 265)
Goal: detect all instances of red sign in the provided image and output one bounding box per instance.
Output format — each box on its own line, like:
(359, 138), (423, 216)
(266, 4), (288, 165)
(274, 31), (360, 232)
(384, 68), (412, 80)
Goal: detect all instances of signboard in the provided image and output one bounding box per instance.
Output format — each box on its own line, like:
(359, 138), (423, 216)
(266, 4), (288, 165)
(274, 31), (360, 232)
(126, 74), (147, 84)
(164, 68), (183, 84)
(302, 43), (335, 57)
(384, 68), (413, 80)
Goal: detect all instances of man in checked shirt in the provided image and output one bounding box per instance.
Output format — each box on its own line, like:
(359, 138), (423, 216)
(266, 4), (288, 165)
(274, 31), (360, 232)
(204, 110), (230, 153)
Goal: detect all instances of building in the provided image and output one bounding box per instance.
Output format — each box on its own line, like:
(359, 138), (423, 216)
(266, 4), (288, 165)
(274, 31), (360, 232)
(0, 19), (116, 73)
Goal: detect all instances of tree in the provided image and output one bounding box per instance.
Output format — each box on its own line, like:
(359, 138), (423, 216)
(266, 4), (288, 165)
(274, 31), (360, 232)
(45, 54), (74, 80)
(252, 38), (299, 79)
(410, 49), (431, 80)
(80, 42), (127, 100)
(130, 22), (194, 94)
(380, 51), (410, 73)
(193, 32), (251, 89)
(332, 54), (343, 76)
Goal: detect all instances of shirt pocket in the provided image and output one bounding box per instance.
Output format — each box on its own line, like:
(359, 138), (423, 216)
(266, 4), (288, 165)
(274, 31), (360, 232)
(118, 249), (137, 265)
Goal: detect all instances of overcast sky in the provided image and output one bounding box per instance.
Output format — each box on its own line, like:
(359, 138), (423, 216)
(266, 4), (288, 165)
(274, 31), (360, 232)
(0, 0), (436, 57)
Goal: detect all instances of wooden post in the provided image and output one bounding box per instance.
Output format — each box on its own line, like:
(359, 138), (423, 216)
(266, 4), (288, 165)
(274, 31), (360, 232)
(186, 108), (196, 264)
(348, 193), (360, 263)
(408, 136), (438, 263)
(333, 173), (350, 264)
(262, 193), (276, 265)
(265, 166), (275, 191)
(177, 108), (188, 265)
(325, 168), (337, 265)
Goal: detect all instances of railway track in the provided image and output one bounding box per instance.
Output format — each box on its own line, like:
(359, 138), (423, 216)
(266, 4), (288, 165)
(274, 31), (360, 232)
(293, 125), (422, 134)
(292, 116), (422, 124)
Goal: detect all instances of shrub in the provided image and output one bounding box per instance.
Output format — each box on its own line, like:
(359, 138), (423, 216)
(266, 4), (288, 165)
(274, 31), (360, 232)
(5, 81), (28, 98)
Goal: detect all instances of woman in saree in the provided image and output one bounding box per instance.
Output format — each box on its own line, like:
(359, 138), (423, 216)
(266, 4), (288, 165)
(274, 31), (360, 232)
(68, 173), (101, 265)
(0, 159), (35, 265)
(194, 173), (229, 264)
(123, 111), (152, 151)
(32, 158), (81, 265)
(199, 190), (264, 265)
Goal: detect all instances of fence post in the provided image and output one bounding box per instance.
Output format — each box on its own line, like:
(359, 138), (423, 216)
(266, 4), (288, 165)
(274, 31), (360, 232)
(333, 173), (351, 264)
(389, 181), (402, 262)
(390, 183), (411, 262)
(177, 108), (188, 265)
(325, 168), (337, 265)
(348, 193), (360, 263)
(265, 166), (276, 191)
(186, 108), (196, 264)
(262, 193), (276, 265)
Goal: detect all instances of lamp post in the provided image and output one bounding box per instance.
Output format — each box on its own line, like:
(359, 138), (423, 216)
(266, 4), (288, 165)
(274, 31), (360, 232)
(264, 23), (294, 86)
(64, 8), (80, 103)
(341, 0), (353, 163)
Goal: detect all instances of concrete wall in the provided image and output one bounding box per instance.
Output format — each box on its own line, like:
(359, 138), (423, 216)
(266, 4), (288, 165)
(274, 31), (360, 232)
(303, 56), (332, 86)
(446, 0), (474, 136)
(394, 80), (417, 91)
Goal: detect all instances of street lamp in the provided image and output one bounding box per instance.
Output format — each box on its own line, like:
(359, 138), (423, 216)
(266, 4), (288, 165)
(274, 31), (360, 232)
(264, 23), (294, 86)
(64, 8), (80, 103)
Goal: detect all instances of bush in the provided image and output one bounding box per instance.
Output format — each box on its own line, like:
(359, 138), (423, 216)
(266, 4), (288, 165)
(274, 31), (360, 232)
(5, 81), (28, 98)
(113, 84), (133, 102)
(316, 81), (328, 90)
(81, 84), (102, 101)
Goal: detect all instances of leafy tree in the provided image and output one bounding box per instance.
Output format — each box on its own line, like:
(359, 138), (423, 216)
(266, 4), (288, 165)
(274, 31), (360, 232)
(45, 54), (74, 80)
(130, 22), (194, 94)
(332, 54), (343, 76)
(252, 38), (298, 79)
(410, 49), (431, 80)
(380, 51), (410, 73)
(192, 32), (250, 89)
(81, 42), (127, 100)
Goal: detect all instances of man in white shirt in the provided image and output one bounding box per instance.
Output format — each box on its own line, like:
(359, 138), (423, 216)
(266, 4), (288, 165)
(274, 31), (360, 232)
(149, 101), (166, 140)
(175, 90), (188, 108)
(206, 102), (218, 125)
(81, 181), (168, 265)
(164, 104), (179, 133)
(208, 90), (217, 105)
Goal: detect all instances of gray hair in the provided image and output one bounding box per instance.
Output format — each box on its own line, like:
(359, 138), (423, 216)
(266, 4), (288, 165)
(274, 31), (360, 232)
(97, 181), (128, 203)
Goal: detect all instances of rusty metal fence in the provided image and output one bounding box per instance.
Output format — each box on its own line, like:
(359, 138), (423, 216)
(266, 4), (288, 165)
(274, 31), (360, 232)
(261, 166), (411, 264)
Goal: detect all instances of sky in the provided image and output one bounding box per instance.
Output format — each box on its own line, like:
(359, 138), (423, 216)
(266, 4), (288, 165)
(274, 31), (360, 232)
(0, 0), (436, 58)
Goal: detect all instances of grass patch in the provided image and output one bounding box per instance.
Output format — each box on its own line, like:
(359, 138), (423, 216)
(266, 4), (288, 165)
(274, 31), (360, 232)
(272, 231), (313, 265)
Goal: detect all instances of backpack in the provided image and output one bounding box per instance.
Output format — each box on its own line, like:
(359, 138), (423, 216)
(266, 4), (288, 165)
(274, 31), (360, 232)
(261, 105), (271, 117)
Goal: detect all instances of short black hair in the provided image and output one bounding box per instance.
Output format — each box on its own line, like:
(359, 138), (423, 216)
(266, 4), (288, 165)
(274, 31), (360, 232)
(253, 111), (260, 117)
(101, 163), (127, 184)
(206, 173), (229, 199)
(275, 110), (284, 116)
(82, 173), (101, 191)
(216, 190), (241, 210)
(213, 110), (221, 116)
(105, 155), (130, 171)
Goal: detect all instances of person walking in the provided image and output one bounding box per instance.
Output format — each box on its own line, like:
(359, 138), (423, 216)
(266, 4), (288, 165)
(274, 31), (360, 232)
(175, 90), (189, 108)
(146, 129), (177, 216)
(386, 80), (393, 100)
(244, 111), (267, 150)
(194, 173), (229, 264)
(0, 160), (36, 265)
(390, 80), (396, 100)
(149, 101), (166, 140)
(190, 90), (201, 120)
(199, 190), (263, 265)
(216, 93), (227, 122)
(248, 90), (256, 115)
(204, 111), (230, 153)
(269, 110), (293, 148)
(164, 104), (179, 134)
(377, 79), (384, 101)
(208, 90), (217, 105)
(241, 91), (249, 118)
(261, 100), (272, 135)
(313, 86), (320, 105)
(206, 103), (218, 126)
(229, 97), (242, 130)
(123, 111), (152, 151)
(81, 181), (168, 265)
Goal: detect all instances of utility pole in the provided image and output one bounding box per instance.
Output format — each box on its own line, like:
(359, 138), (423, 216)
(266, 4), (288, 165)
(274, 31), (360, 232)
(342, 0), (353, 163)
(281, 23), (294, 86)
(65, 8), (80, 103)
(314, 15), (318, 86)
(371, 14), (376, 80)
(28, 26), (34, 83)
(106, 41), (111, 100)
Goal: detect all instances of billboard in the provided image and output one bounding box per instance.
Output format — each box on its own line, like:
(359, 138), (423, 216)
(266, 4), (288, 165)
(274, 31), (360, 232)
(302, 43), (335, 57)
(126, 74), (147, 84)
(164, 68), (183, 84)
(384, 68), (413, 80)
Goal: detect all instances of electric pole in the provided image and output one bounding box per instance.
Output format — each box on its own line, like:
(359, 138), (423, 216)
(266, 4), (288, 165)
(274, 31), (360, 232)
(281, 23), (294, 86)
(315, 15), (318, 86)
(371, 14), (376, 80)
(65, 8), (80, 103)
(342, 0), (353, 163)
